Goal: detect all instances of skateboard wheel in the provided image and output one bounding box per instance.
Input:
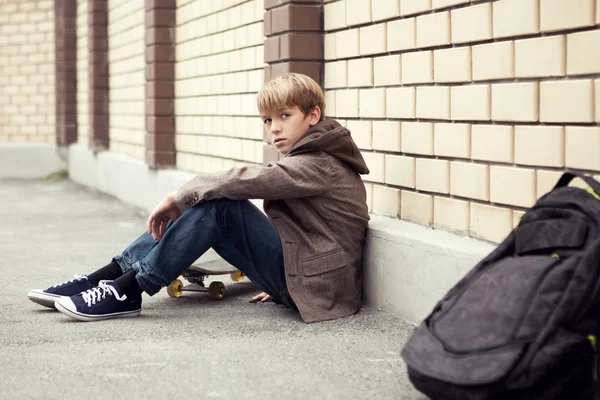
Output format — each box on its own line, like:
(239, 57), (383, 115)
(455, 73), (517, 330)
(208, 281), (225, 300)
(167, 279), (184, 298)
(230, 271), (245, 282)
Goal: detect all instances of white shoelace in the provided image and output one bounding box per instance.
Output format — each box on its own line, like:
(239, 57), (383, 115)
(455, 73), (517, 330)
(81, 281), (127, 307)
(52, 274), (87, 288)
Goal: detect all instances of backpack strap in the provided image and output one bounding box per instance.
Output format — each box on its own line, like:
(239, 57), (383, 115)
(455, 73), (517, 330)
(553, 172), (600, 195)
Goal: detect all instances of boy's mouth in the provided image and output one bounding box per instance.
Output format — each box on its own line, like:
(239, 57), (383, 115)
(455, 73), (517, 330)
(274, 138), (285, 145)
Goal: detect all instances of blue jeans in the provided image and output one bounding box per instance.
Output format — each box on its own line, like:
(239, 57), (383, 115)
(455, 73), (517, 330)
(113, 199), (295, 308)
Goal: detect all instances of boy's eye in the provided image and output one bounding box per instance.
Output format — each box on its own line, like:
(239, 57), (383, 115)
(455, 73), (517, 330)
(281, 113), (290, 118)
(263, 118), (271, 125)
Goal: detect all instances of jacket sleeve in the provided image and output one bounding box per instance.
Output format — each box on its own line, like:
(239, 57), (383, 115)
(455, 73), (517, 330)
(173, 152), (332, 212)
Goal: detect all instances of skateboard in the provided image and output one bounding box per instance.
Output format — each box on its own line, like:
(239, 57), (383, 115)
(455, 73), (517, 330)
(166, 258), (245, 300)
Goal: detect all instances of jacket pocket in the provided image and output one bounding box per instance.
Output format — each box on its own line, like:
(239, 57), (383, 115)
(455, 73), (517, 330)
(302, 249), (347, 276)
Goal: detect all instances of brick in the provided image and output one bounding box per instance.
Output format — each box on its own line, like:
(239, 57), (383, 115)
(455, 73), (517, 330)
(402, 122), (433, 155)
(451, 85), (490, 121)
(471, 125), (514, 163)
(540, 80), (594, 123)
(416, 11), (450, 48)
(348, 58), (373, 87)
(432, 0), (469, 9)
(416, 158), (450, 194)
(596, 80), (600, 122)
(363, 152), (386, 182)
(364, 183), (374, 211)
(359, 88), (386, 118)
(335, 89), (359, 117)
(491, 83), (539, 122)
(324, 61), (347, 89)
(434, 123), (470, 158)
(146, 133), (175, 152)
(565, 127), (600, 171)
(434, 197), (469, 234)
(493, 0), (539, 38)
(372, 0), (401, 21)
(567, 30), (600, 75)
(536, 170), (563, 199)
(385, 155), (415, 187)
(401, 0), (431, 16)
(360, 23), (386, 56)
(324, 33), (336, 60)
(515, 126), (564, 167)
(324, 90), (336, 118)
(372, 185), (401, 217)
(346, 0), (372, 26)
(387, 18), (415, 52)
(450, 161), (489, 201)
(324, 0), (346, 30)
(540, 0), (595, 32)
(146, 9), (174, 28)
(472, 41), (514, 81)
(335, 29), (359, 58)
(402, 51), (432, 84)
(513, 210), (526, 228)
(470, 203), (513, 243)
(401, 191), (433, 226)
(348, 120), (372, 149)
(280, 33), (323, 61)
(451, 3), (492, 44)
(416, 86), (450, 120)
(515, 36), (565, 78)
(373, 121), (401, 151)
(433, 47), (471, 83)
(374, 55), (401, 86)
(490, 166), (536, 208)
(386, 87), (416, 118)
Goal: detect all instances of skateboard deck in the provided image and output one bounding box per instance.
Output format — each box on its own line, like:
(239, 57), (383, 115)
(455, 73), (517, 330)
(185, 258), (240, 276)
(167, 258), (245, 300)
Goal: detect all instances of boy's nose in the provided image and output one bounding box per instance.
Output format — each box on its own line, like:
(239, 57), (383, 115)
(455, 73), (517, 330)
(270, 122), (281, 133)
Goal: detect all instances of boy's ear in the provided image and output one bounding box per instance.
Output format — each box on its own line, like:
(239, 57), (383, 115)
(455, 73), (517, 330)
(308, 106), (321, 126)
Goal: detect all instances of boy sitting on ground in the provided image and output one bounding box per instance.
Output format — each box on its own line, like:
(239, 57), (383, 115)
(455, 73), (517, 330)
(27, 72), (371, 324)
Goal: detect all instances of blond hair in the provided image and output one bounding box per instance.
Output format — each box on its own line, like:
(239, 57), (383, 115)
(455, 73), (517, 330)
(257, 73), (325, 120)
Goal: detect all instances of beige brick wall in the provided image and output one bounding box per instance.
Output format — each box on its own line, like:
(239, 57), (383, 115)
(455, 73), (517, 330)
(174, 0), (265, 173)
(77, 0), (89, 146)
(108, 0), (145, 160)
(324, 0), (600, 244)
(0, 0), (55, 143)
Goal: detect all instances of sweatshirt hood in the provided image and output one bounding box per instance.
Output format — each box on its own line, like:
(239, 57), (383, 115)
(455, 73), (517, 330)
(287, 119), (370, 175)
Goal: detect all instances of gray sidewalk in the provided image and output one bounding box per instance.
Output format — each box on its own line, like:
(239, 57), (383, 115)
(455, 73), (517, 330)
(0, 178), (426, 400)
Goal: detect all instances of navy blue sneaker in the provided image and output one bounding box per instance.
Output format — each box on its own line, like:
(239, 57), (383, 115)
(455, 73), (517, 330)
(28, 275), (95, 309)
(55, 280), (142, 322)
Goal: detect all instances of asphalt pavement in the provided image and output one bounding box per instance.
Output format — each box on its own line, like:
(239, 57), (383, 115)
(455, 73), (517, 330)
(0, 177), (427, 400)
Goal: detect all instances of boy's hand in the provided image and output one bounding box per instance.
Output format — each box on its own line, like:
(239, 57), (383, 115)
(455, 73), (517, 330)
(250, 292), (272, 303)
(147, 192), (182, 241)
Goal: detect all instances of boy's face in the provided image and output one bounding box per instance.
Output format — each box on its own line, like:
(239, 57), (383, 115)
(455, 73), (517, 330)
(261, 105), (321, 154)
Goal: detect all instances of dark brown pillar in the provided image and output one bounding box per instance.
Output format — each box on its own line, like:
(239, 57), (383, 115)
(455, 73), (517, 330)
(263, 0), (323, 84)
(145, 0), (176, 169)
(262, 0), (324, 164)
(88, 0), (109, 151)
(54, 0), (77, 146)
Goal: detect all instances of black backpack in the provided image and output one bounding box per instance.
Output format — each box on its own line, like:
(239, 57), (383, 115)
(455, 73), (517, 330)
(401, 172), (600, 400)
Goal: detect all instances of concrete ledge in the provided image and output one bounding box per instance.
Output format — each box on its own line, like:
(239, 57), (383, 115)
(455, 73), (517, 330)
(0, 142), (68, 179)
(363, 215), (496, 324)
(69, 144), (497, 324)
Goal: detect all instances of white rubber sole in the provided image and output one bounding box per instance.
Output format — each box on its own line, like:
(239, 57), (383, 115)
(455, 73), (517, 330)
(54, 299), (141, 322)
(27, 290), (62, 309)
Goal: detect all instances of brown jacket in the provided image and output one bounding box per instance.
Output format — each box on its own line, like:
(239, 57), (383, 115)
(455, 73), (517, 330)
(173, 119), (370, 323)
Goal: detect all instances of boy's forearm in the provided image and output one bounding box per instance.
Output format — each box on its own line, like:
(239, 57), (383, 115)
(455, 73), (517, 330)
(174, 157), (331, 212)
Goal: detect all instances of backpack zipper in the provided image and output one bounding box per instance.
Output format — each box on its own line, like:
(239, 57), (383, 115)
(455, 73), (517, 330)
(589, 334), (598, 381)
